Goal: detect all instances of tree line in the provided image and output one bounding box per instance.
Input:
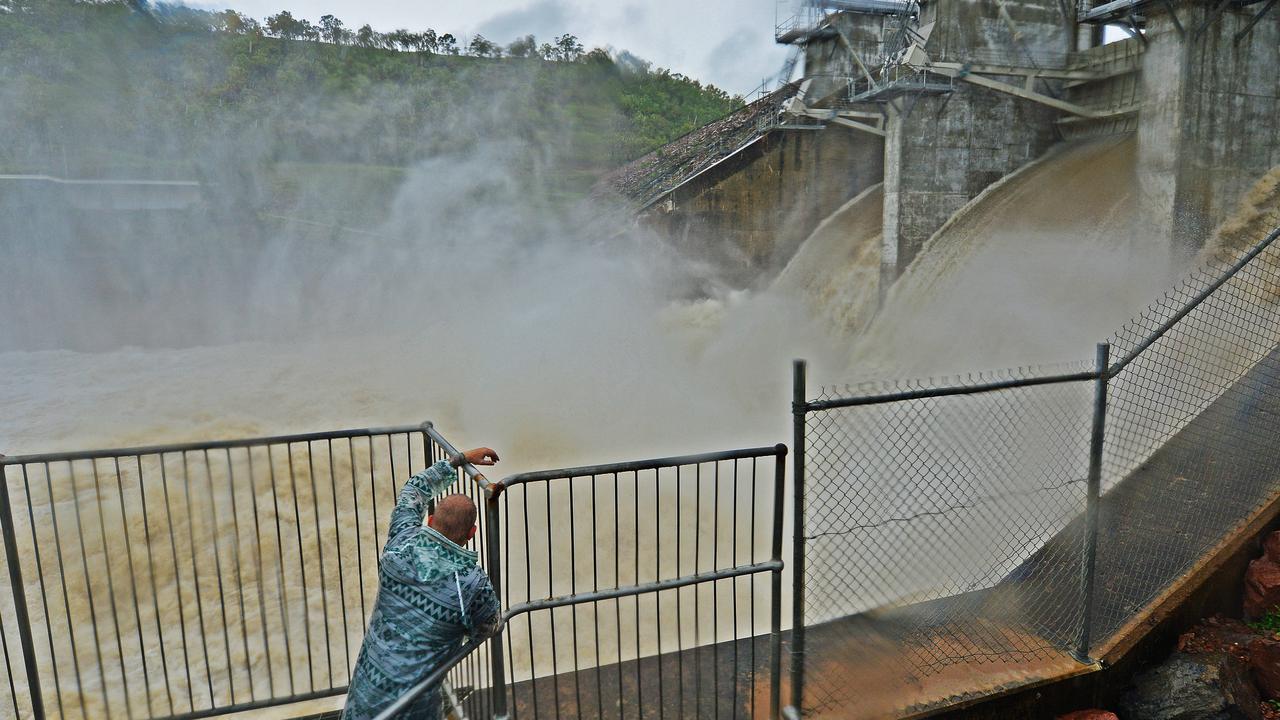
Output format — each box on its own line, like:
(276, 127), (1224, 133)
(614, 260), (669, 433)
(216, 9), (589, 61)
(1, 0), (743, 188)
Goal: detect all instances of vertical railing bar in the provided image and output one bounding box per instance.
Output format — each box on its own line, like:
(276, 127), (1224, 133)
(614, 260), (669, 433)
(348, 438), (367, 629)
(464, 440), (482, 719)
(22, 463), (64, 719)
(327, 439), (352, 680)
(611, 472), (622, 720)
(388, 439), (399, 517)
(591, 474), (602, 720)
(749, 457), (758, 720)
(770, 446), (787, 720)
(791, 359), (807, 712)
(497, 472), (508, 717)
(504, 492), (516, 720)
(245, 448), (275, 701)
(467, 435), (493, 720)
(692, 462), (701, 718)
(476, 474), (488, 720)
(159, 453), (197, 712)
(133, 455), (175, 716)
(730, 458), (740, 719)
(69, 460), (112, 715)
(305, 441), (335, 690)
(499, 484), (514, 720)
(114, 455), (151, 718)
(633, 471), (642, 720)
(202, 448), (236, 706)
(567, 475), (581, 710)
(286, 443), (316, 693)
(89, 458), (132, 720)
(222, 449), (252, 702)
(1, 464), (45, 719)
(485, 483), (508, 720)
(712, 461), (720, 720)
(673, 464), (683, 718)
(522, 483), (535, 720)
(546, 481), (561, 720)
(1, 592), (19, 719)
(368, 436), (380, 570)
(1078, 342), (1110, 663)
(180, 451), (216, 707)
(655, 466), (665, 717)
(265, 444), (296, 696)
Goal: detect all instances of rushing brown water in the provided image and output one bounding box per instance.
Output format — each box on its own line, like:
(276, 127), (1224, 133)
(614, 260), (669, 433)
(852, 135), (1176, 378)
(4, 134), (1275, 718)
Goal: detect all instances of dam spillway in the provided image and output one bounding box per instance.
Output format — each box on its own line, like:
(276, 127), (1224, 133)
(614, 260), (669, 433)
(2, 0), (1279, 717)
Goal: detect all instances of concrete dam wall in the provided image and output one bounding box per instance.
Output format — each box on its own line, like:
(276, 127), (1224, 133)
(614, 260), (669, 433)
(597, 0), (1280, 334)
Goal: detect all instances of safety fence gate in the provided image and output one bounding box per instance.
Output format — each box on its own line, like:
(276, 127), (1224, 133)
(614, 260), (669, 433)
(1, 423), (789, 719)
(789, 225), (1280, 718)
(381, 445), (791, 720)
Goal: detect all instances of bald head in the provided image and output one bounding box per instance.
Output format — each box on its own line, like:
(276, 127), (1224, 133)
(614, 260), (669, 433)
(428, 494), (478, 546)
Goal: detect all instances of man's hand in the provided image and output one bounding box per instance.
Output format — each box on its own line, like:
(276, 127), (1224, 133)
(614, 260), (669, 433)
(450, 447), (500, 468)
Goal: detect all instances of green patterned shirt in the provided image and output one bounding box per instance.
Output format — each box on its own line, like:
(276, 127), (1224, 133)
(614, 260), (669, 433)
(342, 460), (502, 720)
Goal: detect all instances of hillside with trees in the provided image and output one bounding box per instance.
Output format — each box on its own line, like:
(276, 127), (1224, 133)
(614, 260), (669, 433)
(0, 0), (742, 208)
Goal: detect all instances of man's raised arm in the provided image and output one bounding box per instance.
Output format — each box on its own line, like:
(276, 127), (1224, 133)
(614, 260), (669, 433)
(386, 447), (499, 541)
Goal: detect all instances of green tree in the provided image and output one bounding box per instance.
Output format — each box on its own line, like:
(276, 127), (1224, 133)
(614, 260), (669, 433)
(217, 10), (253, 34)
(418, 29), (439, 53)
(468, 34), (500, 58)
(438, 33), (459, 55)
(318, 14), (347, 44)
(553, 34), (583, 61)
(386, 28), (412, 51)
(507, 34), (537, 58)
(265, 10), (306, 40)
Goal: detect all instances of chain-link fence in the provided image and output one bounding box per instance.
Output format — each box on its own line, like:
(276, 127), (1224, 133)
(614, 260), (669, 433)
(791, 225), (1280, 718)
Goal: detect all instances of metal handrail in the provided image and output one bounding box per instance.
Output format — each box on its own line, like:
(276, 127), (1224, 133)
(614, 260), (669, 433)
(1106, 225), (1280, 376)
(421, 423), (496, 494)
(0, 422), (434, 466)
(497, 444), (785, 488)
(371, 558), (788, 720)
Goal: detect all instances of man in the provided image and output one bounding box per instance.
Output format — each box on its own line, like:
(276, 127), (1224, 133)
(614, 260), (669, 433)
(343, 447), (503, 720)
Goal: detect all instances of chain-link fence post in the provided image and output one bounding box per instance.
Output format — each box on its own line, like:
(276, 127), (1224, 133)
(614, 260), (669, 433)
(1077, 342), (1110, 663)
(790, 359), (808, 713)
(0, 465), (45, 719)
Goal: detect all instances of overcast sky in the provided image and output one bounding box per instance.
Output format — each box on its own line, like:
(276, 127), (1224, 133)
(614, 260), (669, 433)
(185, 0), (795, 96)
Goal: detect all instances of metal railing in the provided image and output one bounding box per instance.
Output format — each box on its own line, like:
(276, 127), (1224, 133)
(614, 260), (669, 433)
(789, 225), (1280, 717)
(1, 432), (789, 719)
(0, 421), (486, 720)
(377, 445), (791, 719)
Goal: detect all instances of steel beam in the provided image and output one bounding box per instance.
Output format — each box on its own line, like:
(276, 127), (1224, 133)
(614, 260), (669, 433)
(1235, 0), (1279, 42)
(927, 66), (1104, 117)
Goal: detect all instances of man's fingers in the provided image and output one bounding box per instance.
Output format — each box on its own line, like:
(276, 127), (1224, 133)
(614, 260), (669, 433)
(463, 447), (500, 466)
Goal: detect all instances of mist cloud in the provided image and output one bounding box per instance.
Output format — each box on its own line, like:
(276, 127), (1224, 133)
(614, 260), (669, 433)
(475, 0), (572, 44)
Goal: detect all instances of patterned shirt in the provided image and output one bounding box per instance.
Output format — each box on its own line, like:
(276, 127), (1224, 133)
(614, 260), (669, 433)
(342, 460), (502, 720)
